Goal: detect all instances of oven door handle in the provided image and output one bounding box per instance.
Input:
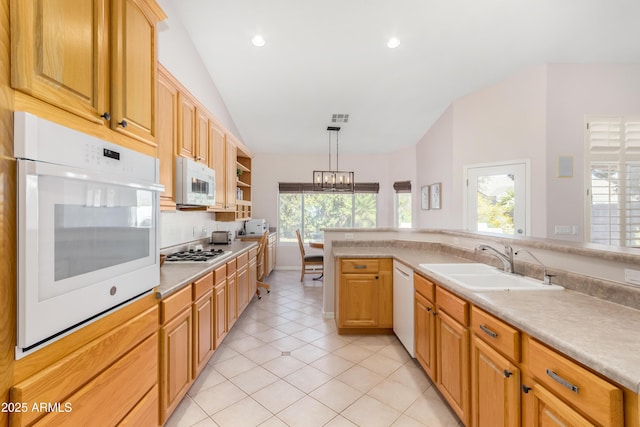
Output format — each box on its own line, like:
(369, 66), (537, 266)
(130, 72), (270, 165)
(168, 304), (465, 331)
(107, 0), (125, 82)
(21, 159), (165, 192)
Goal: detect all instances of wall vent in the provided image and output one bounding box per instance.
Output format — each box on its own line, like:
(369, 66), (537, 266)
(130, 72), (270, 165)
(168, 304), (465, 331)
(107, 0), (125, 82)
(331, 114), (349, 123)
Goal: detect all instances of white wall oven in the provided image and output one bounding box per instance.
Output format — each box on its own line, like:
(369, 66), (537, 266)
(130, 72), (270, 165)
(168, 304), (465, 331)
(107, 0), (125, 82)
(14, 112), (164, 357)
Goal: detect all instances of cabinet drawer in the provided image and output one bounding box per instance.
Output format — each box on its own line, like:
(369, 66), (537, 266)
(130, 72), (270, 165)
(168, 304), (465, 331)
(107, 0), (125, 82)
(227, 258), (237, 275)
(527, 337), (623, 427)
(435, 286), (468, 326)
(341, 259), (379, 273)
(414, 273), (435, 302)
(193, 272), (214, 301)
(470, 306), (520, 362)
(214, 264), (226, 287)
(161, 285), (192, 324)
(236, 252), (248, 268)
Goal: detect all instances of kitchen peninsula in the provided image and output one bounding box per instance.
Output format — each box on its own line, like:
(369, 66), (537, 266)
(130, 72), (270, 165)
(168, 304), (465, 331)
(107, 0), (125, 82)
(326, 228), (640, 426)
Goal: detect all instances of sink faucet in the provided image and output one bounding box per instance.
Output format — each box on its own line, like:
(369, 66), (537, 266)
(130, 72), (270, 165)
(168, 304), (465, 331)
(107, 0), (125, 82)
(476, 244), (514, 273)
(514, 249), (554, 285)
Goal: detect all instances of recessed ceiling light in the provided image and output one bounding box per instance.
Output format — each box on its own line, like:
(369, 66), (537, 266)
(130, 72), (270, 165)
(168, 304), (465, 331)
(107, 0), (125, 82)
(251, 35), (266, 47)
(386, 37), (400, 49)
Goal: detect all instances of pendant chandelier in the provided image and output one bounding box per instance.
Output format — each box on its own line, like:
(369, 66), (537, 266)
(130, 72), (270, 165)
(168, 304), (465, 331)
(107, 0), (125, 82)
(313, 126), (355, 192)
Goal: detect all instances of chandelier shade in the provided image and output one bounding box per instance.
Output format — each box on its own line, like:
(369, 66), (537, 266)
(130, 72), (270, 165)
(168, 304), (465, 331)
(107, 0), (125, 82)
(313, 126), (355, 192)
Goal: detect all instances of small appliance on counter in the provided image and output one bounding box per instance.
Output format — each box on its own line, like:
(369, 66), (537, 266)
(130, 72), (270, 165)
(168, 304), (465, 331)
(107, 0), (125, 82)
(210, 231), (232, 245)
(245, 219), (268, 236)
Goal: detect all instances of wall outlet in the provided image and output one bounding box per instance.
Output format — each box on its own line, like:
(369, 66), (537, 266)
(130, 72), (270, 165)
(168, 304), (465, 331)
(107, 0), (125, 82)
(624, 269), (640, 287)
(344, 233), (354, 240)
(201, 226), (207, 237)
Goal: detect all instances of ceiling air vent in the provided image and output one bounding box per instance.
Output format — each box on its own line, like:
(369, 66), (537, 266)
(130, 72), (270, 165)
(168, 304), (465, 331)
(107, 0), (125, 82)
(331, 114), (349, 123)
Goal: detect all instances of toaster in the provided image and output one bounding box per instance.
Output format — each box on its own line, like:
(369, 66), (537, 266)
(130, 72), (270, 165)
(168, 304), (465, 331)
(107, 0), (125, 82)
(210, 231), (231, 245)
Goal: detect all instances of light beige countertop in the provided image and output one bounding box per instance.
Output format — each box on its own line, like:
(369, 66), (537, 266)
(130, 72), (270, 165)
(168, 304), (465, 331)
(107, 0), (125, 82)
(156, 240), (257, 299)
(333, 246), (640, 393)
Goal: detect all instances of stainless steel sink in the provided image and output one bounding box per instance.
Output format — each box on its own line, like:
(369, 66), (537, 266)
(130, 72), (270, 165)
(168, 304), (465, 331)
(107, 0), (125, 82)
(419, 263), (564, 291)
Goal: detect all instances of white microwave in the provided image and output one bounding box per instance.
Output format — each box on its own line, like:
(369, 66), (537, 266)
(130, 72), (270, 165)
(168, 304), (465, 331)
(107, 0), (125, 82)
(176, 157), (215, 206)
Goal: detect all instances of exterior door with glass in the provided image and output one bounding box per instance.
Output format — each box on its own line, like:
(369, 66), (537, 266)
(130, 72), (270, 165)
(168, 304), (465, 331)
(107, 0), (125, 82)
(465, 162), (528, 236)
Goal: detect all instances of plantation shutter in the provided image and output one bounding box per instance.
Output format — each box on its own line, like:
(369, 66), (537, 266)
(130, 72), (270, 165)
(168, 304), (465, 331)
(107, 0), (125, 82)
(587, 117), (640, 247)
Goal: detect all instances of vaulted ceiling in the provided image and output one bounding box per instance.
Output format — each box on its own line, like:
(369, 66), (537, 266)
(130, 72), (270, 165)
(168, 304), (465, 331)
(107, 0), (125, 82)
(169, 0), (640, 155)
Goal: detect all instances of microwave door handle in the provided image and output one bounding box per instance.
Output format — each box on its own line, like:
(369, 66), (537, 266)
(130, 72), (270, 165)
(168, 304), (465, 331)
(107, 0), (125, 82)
(24, 160), (165, 192)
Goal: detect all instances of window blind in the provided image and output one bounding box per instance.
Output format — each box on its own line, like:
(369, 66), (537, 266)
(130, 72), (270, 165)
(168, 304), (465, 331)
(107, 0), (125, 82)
(279, 182), (379, 193)
(393, 181), (412, 193)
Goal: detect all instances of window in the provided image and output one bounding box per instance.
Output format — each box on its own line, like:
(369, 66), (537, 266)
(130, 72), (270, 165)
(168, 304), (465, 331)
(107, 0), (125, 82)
(393, 181), (412, 228)
(278, 183), (379, 244)
(586, 117), (640, 247)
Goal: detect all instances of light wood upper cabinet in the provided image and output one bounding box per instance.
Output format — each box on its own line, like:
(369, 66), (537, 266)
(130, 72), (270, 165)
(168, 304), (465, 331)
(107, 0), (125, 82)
(177, 93), (196, 159)
(11, 0), (165, 147)
(225, 137), (238, 210)
(210, 119), (227, 210)
(157, 66), (178, 210)
(195, 108), (210, 165)
(11, 0), (109, 124)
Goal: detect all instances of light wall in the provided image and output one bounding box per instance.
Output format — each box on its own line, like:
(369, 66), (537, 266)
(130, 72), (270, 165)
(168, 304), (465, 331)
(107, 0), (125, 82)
(545, 64), (640, 241)
(156, 0), (241, 138)
(415, 63), (640, 241)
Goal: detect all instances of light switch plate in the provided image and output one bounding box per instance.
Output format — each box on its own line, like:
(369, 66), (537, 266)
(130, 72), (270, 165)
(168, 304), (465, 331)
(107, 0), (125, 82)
(624, 269), (640, 287)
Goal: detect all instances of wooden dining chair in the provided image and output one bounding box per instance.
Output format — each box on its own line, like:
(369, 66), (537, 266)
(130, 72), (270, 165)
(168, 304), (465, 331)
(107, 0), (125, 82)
(256, 231), (271, 298)
(295, 229), (324, 282)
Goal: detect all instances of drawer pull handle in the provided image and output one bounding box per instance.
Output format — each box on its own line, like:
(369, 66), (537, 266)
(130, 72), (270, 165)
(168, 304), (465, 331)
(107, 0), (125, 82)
(546, 369), (579, 394)
(504, 370), (513, 378)
(522, 385), (532, 394)
(354, 265), (367, 269)
(479, 324), (498, 338)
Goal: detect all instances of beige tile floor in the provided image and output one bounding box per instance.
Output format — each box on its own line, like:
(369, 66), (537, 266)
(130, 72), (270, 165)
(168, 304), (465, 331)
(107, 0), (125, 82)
(165, 270), (463, 427)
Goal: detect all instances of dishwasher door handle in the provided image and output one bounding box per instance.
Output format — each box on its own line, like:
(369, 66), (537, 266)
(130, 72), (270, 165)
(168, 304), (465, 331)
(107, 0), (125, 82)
(394, 267), (411, 278)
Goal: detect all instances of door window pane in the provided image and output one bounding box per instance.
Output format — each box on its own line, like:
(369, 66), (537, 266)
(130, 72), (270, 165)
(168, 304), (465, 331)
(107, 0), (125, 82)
(476, 174), (515, 235)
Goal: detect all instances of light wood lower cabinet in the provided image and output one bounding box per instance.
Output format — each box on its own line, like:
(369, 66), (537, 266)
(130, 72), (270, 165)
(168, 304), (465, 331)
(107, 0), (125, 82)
(159, 286), (193, 424)
(471, 335), (520, 427)
(193, 289), (214, 378)
(414, 285), (437, 380)
(214, 264), (228, 346)
(336, 258), (393, 333)
(249, 247), (258, 298)
(237, 252), (250, 313)
(227, 258), (238, 330)
(9, 297), (158, 427)
(414, 273), (631, 427)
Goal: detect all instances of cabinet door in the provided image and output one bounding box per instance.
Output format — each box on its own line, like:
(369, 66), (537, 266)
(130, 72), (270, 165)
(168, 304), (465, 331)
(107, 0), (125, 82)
(11, 0), (109, 124)
(527, 383), (595, 427)
(249, 255), (257, 298)
(157, 68), (178, 209)
(209, 121), (227, 210)
(415, 291), (437, 380)
(227, 274), (238, 330)
(340, 274), (379, 327)
(159, 308), (192, 423)
(225, 140), (237, 210)
(378, 266), (393, 327)
(471, 335), (520, 427)
(237, 263), (249, 314)
(110, 0), (160, 145)
(195, 108), (209, 164)
(436, 309), (470, 426)
(214, 282), (227, 347)
(177, 93), (196, 159)
(193, 290), (214, 378)
(267, 235), (276, 275)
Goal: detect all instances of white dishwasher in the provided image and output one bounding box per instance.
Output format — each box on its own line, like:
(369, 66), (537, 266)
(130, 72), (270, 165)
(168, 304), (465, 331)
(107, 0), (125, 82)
(393, 260), (414, 357)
